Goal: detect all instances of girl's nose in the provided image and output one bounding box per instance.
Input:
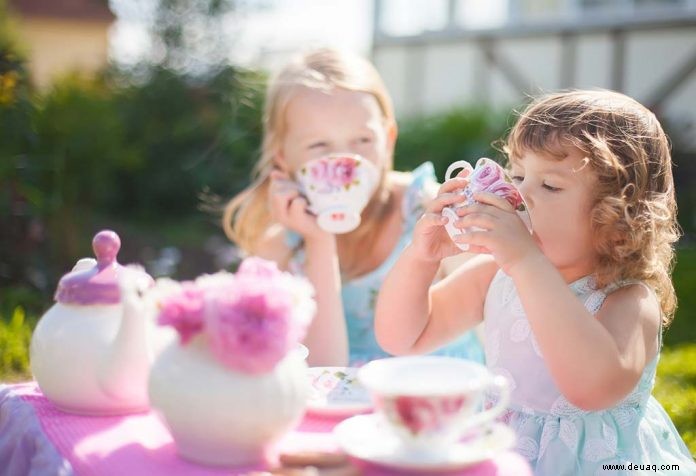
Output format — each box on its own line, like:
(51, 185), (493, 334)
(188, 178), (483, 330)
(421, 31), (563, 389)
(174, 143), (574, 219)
(517, 181), (533, 209)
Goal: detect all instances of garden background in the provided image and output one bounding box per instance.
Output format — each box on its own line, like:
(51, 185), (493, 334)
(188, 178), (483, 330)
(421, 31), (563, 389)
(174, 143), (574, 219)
(1, 0), (694, 456)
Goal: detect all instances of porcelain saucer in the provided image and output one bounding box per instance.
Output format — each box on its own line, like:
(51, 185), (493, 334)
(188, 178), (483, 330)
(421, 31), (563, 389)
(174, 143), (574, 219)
(306, 367), (372, 417)
(333, 414), (515, 472)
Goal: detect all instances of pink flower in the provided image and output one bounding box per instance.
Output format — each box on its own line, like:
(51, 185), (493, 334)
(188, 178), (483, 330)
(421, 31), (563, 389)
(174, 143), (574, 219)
(310, 160), (330, 183)
(237, 256), (282, 279)
(470, 159), (505, 190)
(387, 395), (468, 435)
(485, 181), (523, 209)
(308, 156), (357, 191)
(329, 157), (357, 187)
(154, 258), (315, 374)
(204, 279), (296, 374)
(157, 282), (205, 344)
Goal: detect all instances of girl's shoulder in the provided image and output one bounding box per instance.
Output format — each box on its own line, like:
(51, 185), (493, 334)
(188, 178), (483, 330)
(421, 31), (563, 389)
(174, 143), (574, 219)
(388, 162), (439, 220)
(596, 281), (662, 358)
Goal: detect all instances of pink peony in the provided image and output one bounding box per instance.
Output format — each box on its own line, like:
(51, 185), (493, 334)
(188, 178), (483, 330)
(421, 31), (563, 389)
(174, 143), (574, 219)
(204, 280), (295, 374)
(485, 181), (523, 209)
(157, 282), (206, 344)
(236, 256), (283, 279)
(155, 257), (315, 375)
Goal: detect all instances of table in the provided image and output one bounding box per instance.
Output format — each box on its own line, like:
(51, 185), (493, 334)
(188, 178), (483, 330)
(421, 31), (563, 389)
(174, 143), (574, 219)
(0, 383), (532, 476)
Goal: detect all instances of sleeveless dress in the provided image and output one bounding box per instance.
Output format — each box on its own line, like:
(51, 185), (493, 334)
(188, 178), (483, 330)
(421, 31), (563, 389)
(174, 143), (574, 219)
(483, 269), (696, 475)
(287, 162), (485, 366)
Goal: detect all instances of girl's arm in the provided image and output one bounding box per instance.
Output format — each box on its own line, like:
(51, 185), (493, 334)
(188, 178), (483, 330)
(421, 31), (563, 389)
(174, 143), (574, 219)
(375, 176), (498, 355)
(457, 192), (661, 410)
(509, 255), (660, 411)
(375, 247), (496, 355)
(254, 228), (349, 367)
(259, 170), (349, 366)
(301, 236), (349, 366)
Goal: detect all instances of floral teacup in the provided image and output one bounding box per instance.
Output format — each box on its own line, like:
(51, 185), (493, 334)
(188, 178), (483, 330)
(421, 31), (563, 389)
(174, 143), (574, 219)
(441, 157), (531, 251)
(295, 154), (379, 234)
(357, 356), (510, 457)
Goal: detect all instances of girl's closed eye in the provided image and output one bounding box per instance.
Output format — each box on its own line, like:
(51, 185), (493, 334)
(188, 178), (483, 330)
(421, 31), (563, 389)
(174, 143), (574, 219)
(511, 175), (562, 192)
(308, 141), (329, 150)
(542, 183), (562, 192)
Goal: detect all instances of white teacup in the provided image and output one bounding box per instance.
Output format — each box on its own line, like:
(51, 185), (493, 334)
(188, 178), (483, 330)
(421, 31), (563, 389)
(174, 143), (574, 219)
(358, 356), (510, 456)
(295, 154), (379, 234)
(442, 157), (531, 251)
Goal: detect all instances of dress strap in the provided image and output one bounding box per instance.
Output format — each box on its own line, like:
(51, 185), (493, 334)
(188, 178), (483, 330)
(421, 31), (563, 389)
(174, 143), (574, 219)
(401, 162), (438, 231)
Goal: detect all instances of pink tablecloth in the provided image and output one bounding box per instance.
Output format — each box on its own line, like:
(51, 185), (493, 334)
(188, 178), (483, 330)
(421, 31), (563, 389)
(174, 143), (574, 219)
(1, 382), (532, 476)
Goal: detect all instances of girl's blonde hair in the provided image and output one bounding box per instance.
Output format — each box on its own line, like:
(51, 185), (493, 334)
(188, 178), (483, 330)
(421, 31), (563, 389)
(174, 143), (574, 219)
(504, 90), (680, 324)
(223, 48), (396, 275)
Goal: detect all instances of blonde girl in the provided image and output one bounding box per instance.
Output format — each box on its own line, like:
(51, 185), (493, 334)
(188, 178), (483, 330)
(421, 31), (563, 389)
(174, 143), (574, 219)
(376, 90), (696, 474)
(223, 48), (484, 366)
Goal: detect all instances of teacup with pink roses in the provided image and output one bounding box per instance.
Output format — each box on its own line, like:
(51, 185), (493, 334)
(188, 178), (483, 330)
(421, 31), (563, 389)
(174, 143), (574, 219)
(295, 153), (379, 234)
(441, 157), (531, 251)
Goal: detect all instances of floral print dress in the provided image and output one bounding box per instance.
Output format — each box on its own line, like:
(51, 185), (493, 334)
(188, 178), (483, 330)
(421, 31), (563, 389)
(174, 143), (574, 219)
(483, 270), (696, 475)
(286, 162), (485, 366)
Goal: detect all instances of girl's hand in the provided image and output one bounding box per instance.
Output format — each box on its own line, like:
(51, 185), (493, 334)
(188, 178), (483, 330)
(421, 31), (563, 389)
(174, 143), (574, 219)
(269, 169), (333, 244)
(453, 191), (543, 273)
(410, 176), (470, 263)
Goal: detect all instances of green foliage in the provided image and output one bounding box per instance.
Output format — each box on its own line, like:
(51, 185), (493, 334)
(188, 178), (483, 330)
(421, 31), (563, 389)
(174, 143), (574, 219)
(665, 248), (696, 346)
(394, 107), (510, 181)
(106, 66), (264, 217)
(654, 344), (696, 456)
(0, 306), (36, 382)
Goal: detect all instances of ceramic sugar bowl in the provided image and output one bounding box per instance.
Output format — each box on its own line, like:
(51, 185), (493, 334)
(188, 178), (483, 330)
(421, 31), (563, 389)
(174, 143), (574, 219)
(30, 230), (168, 415)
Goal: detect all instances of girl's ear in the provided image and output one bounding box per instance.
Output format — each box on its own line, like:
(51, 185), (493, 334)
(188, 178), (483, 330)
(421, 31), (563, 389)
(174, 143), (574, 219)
(386, 120), (398, 156)
(273, 151), (290, 173)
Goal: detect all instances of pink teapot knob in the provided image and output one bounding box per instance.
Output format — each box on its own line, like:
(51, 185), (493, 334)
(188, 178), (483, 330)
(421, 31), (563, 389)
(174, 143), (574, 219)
(54, 230), (152, 305)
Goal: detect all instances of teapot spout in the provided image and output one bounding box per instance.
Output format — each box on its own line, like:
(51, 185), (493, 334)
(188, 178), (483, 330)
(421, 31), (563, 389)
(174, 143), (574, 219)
(97, 268), (152, 406)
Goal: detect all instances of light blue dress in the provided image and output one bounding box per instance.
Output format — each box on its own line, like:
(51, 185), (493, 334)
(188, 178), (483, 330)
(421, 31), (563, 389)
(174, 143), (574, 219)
(287, 162), (485, 366)
(483, 270), (696, 475)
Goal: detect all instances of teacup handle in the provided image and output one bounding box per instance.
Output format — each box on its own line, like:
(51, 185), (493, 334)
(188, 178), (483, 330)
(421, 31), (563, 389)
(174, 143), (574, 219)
(445, 161), (474, 181)
(459, 375), (510, 433)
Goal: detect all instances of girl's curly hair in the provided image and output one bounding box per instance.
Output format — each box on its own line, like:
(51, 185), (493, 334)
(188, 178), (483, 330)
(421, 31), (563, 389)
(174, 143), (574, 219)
(504, 90), (680, 324)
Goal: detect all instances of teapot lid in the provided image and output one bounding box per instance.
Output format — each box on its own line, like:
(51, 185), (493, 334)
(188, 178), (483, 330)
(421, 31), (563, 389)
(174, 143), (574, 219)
(55, 230), (152, 305)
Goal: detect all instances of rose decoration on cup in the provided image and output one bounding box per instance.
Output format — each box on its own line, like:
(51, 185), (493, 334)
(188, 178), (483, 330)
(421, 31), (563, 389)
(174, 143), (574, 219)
(441, 157), (531, 251)
(295, 153), (379, 234)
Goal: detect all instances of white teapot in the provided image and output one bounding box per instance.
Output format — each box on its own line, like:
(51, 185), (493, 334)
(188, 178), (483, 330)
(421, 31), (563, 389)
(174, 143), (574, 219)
(30, 230), (173, 415)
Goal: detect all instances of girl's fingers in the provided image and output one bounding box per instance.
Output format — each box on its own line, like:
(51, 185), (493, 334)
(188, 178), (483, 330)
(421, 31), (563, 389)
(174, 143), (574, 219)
(455, 213), (496, 230)
(472, 191), (514, 212)
(270, 169), (292, 181)
(465, 244), (490, 254)
(269, 189), (299, 222)
(426, 193), (467, 213)
(288, 196), (312, 220)
(419, 212), (449, 228)
(454, 230), (491, 249)
(270, 174), (300, 194)
(437, 177), (469, 195)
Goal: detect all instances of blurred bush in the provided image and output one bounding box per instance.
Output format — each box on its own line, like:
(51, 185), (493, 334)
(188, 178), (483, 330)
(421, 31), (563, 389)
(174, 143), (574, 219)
(394, 107), (509, 181)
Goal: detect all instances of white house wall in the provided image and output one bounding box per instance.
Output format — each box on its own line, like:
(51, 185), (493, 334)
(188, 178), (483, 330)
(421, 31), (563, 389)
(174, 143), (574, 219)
(373, 29), (696, 147)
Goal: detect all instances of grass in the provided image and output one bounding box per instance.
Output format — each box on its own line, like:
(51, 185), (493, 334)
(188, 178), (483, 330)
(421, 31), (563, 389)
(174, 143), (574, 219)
(1, 247), (695, 457)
